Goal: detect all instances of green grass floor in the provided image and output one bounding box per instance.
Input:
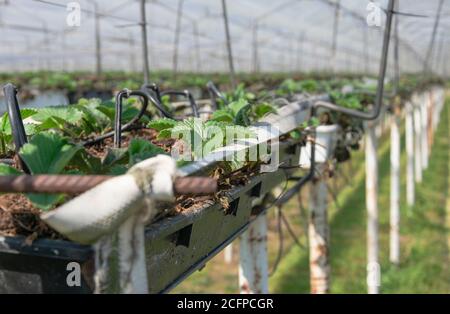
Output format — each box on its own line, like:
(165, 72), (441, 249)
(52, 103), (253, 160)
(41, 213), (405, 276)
(271, 102), (450, 293)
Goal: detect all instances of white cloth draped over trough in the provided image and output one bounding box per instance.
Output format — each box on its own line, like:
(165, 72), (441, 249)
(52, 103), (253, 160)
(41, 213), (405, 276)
(41, 155), (177, 293)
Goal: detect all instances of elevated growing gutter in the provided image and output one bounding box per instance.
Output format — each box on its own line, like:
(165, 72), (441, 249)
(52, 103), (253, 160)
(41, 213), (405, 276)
(0, 93), (335, 293)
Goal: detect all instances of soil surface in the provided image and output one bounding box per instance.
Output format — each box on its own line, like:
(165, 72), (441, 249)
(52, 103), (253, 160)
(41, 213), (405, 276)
(0, 194), (60, 240)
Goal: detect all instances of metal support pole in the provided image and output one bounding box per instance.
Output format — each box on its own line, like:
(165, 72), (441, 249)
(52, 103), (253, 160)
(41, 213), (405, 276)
(140, 0), (150, 84)
(366, 120), (380, 294)
(172, 0), (184, 80)
(221, 0), (236, 89)
(129, 33), (137, 73)
(413, 97), (422, 183)
(423, 0), (444, 73)
(405, 101), (415, 206)
(296, 32), (304, 72)
(330, 0), (340, 73)
(252, 22), (259, 73)
(390, 2), (400, 265)
(390, 107), (401, 265)
(193, 21), (201, 72)
(309, 165), (330, 294)
(363, 26), (369, 74)
(239, 214), (269, 294)
(93, 1), (102, 76)
(61, 32), (66, 71)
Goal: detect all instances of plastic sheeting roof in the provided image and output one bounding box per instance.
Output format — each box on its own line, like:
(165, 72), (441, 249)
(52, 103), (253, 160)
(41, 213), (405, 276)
(0, 0), (448, 76)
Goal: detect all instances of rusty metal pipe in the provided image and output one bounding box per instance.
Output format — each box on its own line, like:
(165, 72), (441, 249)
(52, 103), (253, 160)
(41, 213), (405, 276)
(0, 175), (217, 195)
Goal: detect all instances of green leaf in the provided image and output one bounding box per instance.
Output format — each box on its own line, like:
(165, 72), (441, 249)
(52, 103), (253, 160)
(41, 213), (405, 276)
(229, 99), (249, 116)
(211, 110), (234, 123)
(19, 132), (82, 174)
(148, 118), (177, 131)
(18, 132), (81, 211)
(254, 103), (277, 119)
(102, 147), (128, 167)
(128, 138), (166, 165)
(234, 104), (252, 126)
(33, 106), (83, 125)
(157, 129), (173, 139)
(27, 194), (64, 211)
(0, 163), (21, 175)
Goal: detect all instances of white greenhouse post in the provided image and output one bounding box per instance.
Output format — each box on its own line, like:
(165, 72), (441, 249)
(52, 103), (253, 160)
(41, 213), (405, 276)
(390, 106), (400, 265)
(405, 101), (415, 206)
(224, 243), (233, 264)
(308, 164), (330, 294)
(239, 214), (269, 294)
(421, 95), (429, 170)
(428, 91), (434, 147)
(413, 98), (423, 183)
(365, 120), (380, 294)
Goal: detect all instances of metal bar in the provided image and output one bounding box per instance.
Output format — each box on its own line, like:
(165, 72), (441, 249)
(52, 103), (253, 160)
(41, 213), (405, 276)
(423, 0), (444, 73)
(239, 213), (269, 294)
(252, 22), (259, 73)
(393, 1), (400, 95)
(172, 0), (184, 80)
(140, 0), (150, 84)
(221, 0), (236, 89)
(330, 0), (340, 73)
(0, 175), (217, 195)
(389, 0), (401, 266)
(93, 1), (102, 76)
(390, 107), (401, 265)
(193, 21), (201, 72)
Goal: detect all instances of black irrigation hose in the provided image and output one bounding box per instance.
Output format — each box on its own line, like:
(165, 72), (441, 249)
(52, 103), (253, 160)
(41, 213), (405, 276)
(207, 81), (228, 110)
(114, 89), (150, 148)
(160, 90), (200, 118)
(141, 84), (173, 118)
(269, 206), (284, 277)
(279, 209), (306, 250)
(83, 89), (150, 147)
(2, 83), (30, 173)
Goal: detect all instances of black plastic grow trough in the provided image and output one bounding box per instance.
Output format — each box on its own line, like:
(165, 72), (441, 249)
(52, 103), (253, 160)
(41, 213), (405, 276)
(0, 139), (303, 294)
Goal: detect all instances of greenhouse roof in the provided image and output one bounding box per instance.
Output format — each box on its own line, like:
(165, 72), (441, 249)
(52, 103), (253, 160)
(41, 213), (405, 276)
(0, 0), (448, 76)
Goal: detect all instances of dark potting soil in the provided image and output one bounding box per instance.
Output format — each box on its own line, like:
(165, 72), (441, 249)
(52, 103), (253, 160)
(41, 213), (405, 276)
(0, 194), (60, 240)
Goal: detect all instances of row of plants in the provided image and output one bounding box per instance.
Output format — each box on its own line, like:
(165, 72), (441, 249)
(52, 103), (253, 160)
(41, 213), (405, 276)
(0, 71), (375, 101)
(0, 75), (439, 237)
